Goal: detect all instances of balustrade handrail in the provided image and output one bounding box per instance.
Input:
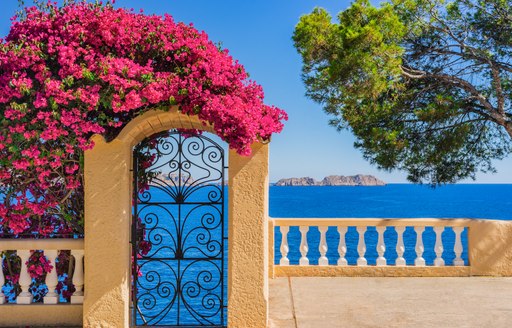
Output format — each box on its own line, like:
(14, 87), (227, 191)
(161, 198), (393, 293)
(271, 217), (473, 227)
(0, 238), (84, 250)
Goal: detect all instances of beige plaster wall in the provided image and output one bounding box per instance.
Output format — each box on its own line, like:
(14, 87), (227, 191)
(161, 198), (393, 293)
(274, 266), (470, 277)
(84, 109), (270, 327)
(84, 135), (131, 328)
(0, 304), (82, 327)
(469, 219), (512, 276)
(228, 143), (269, 328)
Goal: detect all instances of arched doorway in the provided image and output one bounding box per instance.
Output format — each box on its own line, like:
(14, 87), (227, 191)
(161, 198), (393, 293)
(131, 131), (228, 326)
(84, 109), (270, 328)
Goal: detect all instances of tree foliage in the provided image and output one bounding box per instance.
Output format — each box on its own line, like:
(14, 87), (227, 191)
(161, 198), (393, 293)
(294, 0), (512, 184)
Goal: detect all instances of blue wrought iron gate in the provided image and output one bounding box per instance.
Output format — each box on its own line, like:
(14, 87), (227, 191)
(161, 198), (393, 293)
(132, 131), (227, 327)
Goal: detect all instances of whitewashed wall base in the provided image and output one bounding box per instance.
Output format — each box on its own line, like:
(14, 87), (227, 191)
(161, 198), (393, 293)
(43, 295), (59, 304)
(376, 258), (387, 266)
(415, 258), (426, 266)
(357, 258), (368, 266)
(16, 294), (33, 304)
(71, 295), (84, 304)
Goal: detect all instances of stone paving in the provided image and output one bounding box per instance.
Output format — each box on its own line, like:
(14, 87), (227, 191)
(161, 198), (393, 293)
(269, 277), (512, 328)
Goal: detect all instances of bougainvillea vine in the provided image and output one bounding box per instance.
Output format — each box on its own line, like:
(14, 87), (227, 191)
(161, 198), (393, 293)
(0, 1), (287, 236)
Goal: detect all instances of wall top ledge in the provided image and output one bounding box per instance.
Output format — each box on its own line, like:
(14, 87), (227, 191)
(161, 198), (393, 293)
(0, 238), (84, 250)
(270, 217), (512, 228)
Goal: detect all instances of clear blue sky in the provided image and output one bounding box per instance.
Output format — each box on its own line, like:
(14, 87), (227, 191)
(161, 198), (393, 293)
(1, 0), (511, 183)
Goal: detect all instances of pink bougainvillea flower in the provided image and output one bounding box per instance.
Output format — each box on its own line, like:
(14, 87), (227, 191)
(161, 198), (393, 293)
(0, 2), (287, 236)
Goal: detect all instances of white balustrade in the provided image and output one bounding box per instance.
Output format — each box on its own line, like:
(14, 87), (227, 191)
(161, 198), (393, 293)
(43, 250), (59, 304)
(395, 226), (406, 266)
(414, 226), (426, 266)
(272, 219), (469, 269)
(299, 226), (309, 266)
(434, 227), (445, 266)
(318, 226), (328, 266)
(71, 249), (85, 304)
(0, 239), (84, 305)
(17, 250), (33, 304)
(0, 253), (5, 305)
(376, 227), (386, 266)
(279, 226), (290, 266)
(453, 227), (464, 266)
(356, 226), (367, 266)
(337, 226), (348, 266)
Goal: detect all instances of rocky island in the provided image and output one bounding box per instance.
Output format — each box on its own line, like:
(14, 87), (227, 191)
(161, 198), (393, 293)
(274, 174), (385, 186)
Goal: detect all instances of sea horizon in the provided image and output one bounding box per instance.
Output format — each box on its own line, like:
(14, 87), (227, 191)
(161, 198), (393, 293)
(269, 184), (512, 221)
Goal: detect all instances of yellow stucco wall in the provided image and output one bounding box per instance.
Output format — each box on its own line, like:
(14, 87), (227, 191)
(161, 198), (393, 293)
(0, 304), (82, 326)
(83, 109), (270, 327)
(228, 143), (269, 328)
(274, 266), (470, 277)
(84, 135), (131, 327)
(469, 219), (512, 276)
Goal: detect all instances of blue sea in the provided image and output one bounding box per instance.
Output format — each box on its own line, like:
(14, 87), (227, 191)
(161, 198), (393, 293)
(270, 184), (512, 266)
(269, 184), (512, 220)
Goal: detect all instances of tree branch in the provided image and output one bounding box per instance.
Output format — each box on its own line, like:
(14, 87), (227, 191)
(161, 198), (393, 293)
(401, 65), (495, 113)
(490, 65), (505, 115)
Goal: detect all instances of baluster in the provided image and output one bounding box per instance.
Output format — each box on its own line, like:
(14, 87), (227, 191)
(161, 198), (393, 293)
(414, 226), (426, 266)
(71, 250), (85, 304)
(299, 226), (309, 266)
(0, 252), (5, 304)
(453, 227), (464, 266)
(376, 226), (386, 266)
(17, 250), (33, 304)
(434, 227), (445, 266)
(318, 226), (328, 266)
(43, 250), (59, 304)
(395, 226), (406, 266)
(356, 226), (367, 266)
(279, 226), (290, 266)
(337, 226), (348, 266)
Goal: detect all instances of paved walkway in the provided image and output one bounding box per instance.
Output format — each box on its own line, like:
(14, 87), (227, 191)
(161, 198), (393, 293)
(269, 277), (512, 328)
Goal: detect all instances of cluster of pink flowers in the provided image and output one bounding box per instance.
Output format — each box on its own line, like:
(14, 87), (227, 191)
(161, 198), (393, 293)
(27, 251), (53, 278)
(0, 2), (287, 235)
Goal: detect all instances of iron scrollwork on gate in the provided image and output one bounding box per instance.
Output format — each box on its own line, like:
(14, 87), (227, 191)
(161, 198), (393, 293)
(132, 131), (227, 327)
